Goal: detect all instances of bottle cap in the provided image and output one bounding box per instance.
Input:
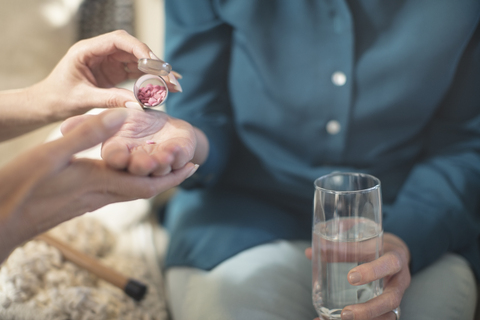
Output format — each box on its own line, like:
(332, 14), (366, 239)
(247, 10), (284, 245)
(137, 58), (172, 76)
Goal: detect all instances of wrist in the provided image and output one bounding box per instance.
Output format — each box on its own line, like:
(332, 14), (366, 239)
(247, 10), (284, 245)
(28, 80), (63, 123)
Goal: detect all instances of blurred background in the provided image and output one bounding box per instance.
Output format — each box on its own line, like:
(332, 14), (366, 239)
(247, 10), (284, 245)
(0, 0), (165, 168)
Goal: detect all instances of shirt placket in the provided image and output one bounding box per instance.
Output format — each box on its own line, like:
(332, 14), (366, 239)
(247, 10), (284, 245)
(321, 0), (354, 164)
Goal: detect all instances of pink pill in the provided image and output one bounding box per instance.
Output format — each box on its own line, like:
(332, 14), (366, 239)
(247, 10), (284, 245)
(137, 84), (167, 106)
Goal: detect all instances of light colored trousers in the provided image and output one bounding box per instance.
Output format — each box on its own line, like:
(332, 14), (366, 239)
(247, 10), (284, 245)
(165, 241), (477, 320)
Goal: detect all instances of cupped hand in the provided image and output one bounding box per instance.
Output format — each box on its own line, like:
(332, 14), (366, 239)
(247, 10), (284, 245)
(0, 109), (198, 264)
(306, 232), (411, 320)
(32, 30), (181, 120)
(61, 108), (197, 176)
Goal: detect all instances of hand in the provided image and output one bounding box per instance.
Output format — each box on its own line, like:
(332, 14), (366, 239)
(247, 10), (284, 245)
(0, 109), (198, 264)
(31, 30), (181, 121)
(306, 232), (411, 320)
(61, 108), (199, 176)
(0, 30), (182, 142)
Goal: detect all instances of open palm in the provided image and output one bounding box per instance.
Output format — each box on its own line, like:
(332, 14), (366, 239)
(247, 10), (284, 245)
(62, 108), (196, 176)
(101, 109), (197, 176)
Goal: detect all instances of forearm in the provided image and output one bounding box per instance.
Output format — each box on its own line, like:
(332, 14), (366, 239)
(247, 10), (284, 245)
(0, 173), (36, 265)
(0, 215), (26, 265)
(0, 216), (15, 264)
(0, 243), (15, 266)
(0, 150), (45, 265)
(0, 83), (56, 141)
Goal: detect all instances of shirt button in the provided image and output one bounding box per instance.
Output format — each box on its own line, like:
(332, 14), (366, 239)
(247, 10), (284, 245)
(326, 120), (341, 135)
(332, 71), (347, 86)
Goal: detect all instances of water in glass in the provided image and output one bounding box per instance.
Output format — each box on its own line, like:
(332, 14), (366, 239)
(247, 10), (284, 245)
(312, 217), (383, 320)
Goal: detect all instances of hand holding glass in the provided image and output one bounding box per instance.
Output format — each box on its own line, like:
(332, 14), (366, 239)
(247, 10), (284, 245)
(312, 172), (384, 320)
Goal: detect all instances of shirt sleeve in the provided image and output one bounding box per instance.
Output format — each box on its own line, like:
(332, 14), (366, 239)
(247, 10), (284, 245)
(383, 24), (480, 275)
(164, 0), (234, 188)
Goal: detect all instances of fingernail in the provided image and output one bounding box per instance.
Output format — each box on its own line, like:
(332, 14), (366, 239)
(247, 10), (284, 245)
(171, 70), (183, 79)
(341, 309), (354, 320)
(102, 109), (128, 129)
(348, 272), (362, 285)
(149, 51), (160, 60)
(125, 101), (144, 111)
(168, 73), (183, 92)
(187, 164), (199, 178)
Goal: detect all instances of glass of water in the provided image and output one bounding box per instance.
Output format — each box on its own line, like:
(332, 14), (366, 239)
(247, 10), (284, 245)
(312, 172), (384, 320)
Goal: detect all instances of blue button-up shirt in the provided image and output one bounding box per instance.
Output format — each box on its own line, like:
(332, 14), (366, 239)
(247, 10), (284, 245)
(163, 0), (480, 278)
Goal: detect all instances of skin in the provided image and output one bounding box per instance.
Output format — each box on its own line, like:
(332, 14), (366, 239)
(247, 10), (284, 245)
(0, 30), (181, 141)
(0, 27), (411, 318)
(0, 31), (191, 264)
(0, 109), (198, 264)
(306, 233), (411, 320)
(63, 110), (411, 320)
(79, 105), (412, 320)
(62, 108), (209, 178)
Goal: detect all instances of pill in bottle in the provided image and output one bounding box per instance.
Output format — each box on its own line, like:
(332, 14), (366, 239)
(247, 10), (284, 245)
(134, 58), (172, 108)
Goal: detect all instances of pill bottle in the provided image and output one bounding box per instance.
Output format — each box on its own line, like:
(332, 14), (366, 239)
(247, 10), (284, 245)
(134, 58), (172, 108)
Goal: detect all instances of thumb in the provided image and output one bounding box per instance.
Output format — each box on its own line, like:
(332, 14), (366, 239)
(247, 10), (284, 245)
(0, 109), (127, 217)
(60, 114), (94, 135)
(47, 108), (128, 165)
(86, 87), (141, 110)
(305, 247), (313, 260)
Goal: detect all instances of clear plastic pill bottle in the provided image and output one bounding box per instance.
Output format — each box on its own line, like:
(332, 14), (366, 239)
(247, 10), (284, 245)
(134, 58), (172, 108)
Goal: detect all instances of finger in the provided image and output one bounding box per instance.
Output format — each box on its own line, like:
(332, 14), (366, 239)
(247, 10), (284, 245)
(152, 136), (195, 171)
(82, 86), (138, 109)
(60, 114), (94, 135)
(7, 109), (128, 197)
(0, 110), (125, 219)
(157, 143), (188, 171)
(150, 150), (175, 176)
(305, 247), (312, 260)
(151, 163), (173, 177)
(96, 59), (142, 86)
(161, 73), (182, 93)
(125, 101), (144, 111)
(122, 61), (143, 79)
(75, 30), (151, 63)
(341, 269), (410, 320)
(347, 251), (403, 286)
(142, 51), (182, 92)
(46, 109), (128, 166)
(101, 140), (131, 170)
(105, 163), (199, 200)
(145, 163), (199, 196)
(110, 51), (143, 64)
(171, 70), (183, 79)
(340, 286), (402, 320)
(171, 146), (195, 170)
(128, 149), (160, 176)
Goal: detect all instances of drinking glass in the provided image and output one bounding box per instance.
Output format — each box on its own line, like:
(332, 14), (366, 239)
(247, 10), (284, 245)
(312, 172), (384, 320)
